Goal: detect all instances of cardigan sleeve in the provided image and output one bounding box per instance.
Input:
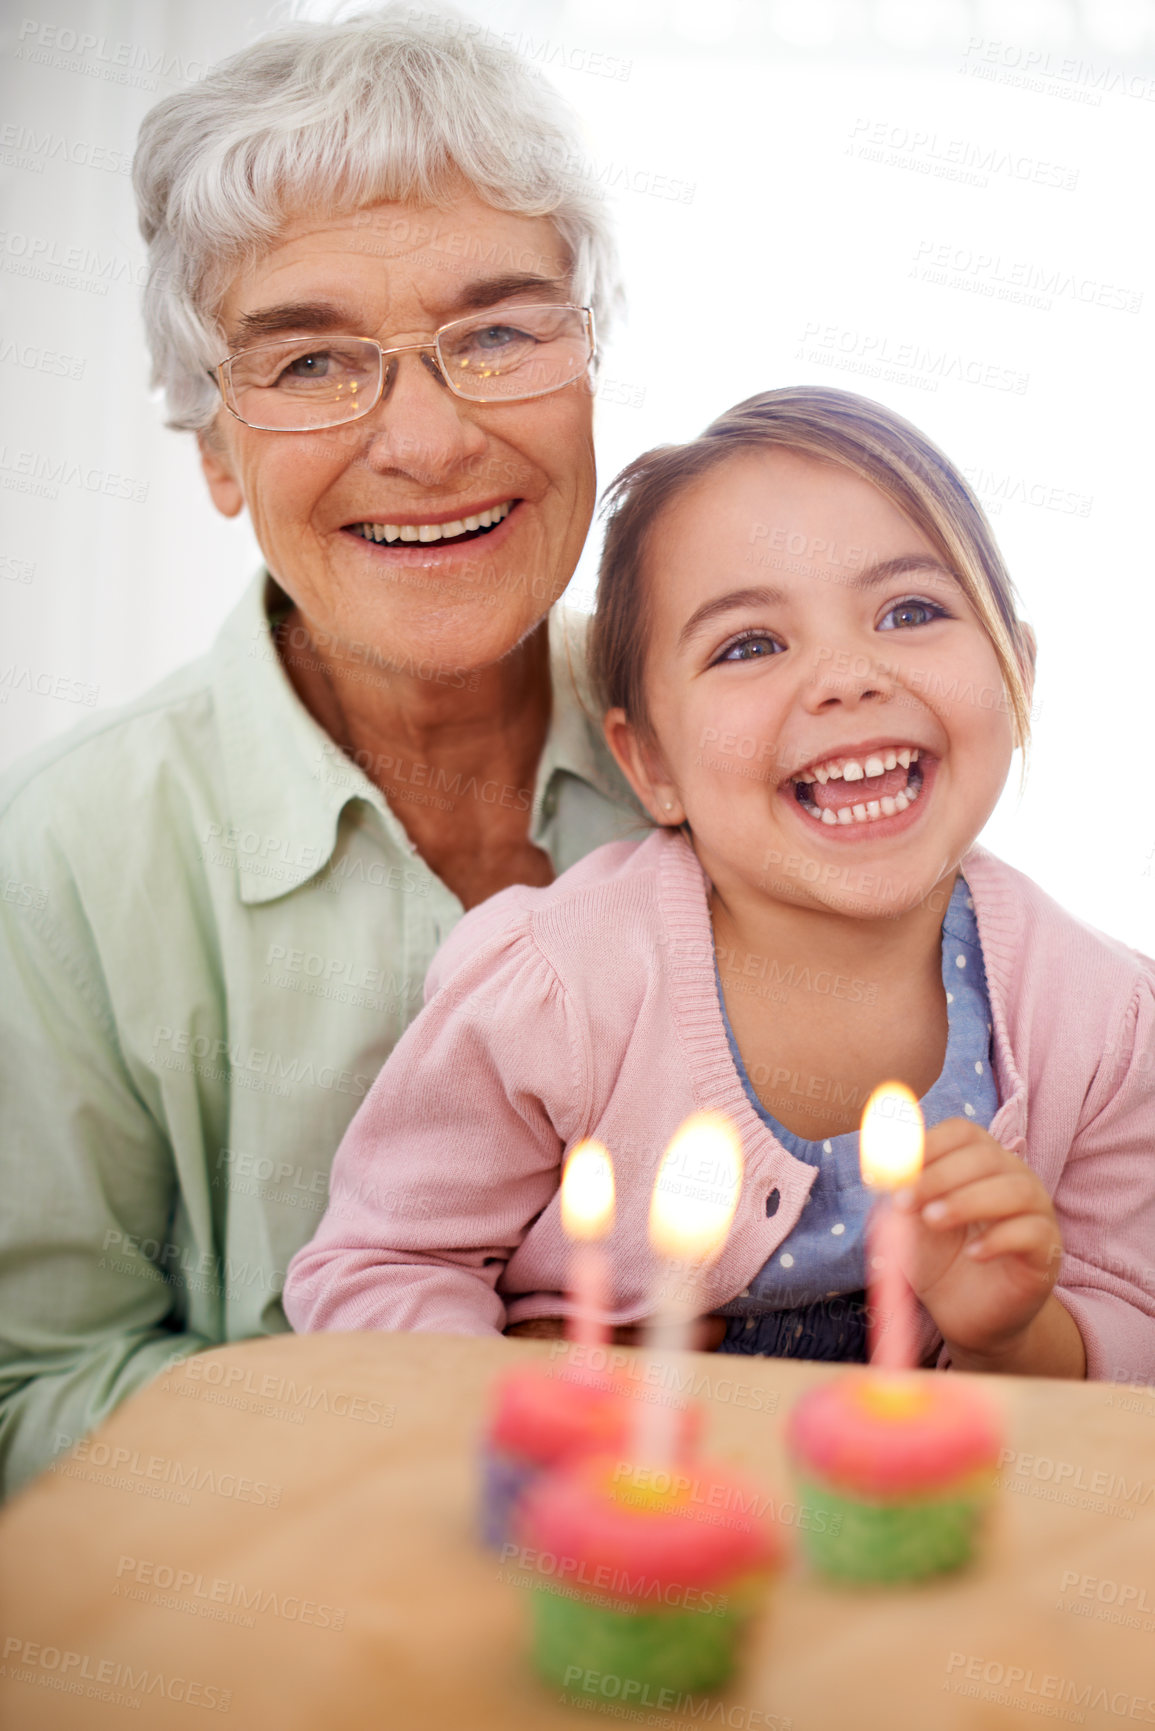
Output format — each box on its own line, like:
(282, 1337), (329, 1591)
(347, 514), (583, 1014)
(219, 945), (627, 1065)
(1050, 970), (1155, 1381)
(282, 897), (590, 1337)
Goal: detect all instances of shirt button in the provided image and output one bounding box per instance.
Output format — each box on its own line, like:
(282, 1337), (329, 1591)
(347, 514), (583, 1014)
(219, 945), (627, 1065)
(765, 1189), (780, 1217)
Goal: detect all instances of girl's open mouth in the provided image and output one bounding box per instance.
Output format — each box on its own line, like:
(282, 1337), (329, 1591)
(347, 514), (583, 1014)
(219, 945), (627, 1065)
(789, 747), (927, 828)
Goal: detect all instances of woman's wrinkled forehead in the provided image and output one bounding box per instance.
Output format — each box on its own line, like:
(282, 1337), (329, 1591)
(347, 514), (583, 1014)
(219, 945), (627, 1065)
(214, 194), (575, 348)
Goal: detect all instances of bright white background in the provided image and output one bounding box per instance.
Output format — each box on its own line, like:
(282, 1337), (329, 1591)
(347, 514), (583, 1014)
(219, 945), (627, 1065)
(2, 0), (1153, 944)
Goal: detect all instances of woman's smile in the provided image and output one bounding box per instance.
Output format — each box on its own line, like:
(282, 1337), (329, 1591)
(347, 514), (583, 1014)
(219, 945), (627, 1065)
(341, 495), (522, 567)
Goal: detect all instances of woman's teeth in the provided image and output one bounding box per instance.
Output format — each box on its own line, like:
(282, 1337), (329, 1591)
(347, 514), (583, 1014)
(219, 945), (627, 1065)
(351, 500), (513, 544)
(792, 750), (924, 826)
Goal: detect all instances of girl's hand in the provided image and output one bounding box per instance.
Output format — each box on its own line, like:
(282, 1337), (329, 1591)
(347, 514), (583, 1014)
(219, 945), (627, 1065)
(895, 1119), (1081, 1374)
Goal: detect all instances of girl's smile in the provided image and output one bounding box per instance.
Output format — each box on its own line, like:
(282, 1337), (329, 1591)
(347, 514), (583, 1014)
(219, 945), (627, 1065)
(606, 446), (1025, 927)
(784, 741), (936, 838)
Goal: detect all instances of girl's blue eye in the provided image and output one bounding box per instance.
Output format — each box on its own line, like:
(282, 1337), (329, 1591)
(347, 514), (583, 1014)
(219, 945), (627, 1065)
(878, 597), (946, 631)
(716, 631), (784, 663)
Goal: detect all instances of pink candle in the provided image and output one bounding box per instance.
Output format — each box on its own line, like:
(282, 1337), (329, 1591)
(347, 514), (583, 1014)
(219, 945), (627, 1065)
(560, 1141), (615, 1346)
(637, 1113), (743, 1465)
(859, 1083), (925, 1370)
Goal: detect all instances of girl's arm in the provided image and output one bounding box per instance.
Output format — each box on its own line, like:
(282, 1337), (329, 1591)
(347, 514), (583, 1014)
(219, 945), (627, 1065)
(903, 972), (1155, 1379)
(1033, 971), (1155, 1382)
(283, 900), (590, 1337)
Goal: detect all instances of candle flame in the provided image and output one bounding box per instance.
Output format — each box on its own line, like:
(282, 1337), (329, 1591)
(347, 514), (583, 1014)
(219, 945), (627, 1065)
(561, 1141), (615, 1241)
(648, 1113), (743, 1263)
(860, 1082), (924, 1191)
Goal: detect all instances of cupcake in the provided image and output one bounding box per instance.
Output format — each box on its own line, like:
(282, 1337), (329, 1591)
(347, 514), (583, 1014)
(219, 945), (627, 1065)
(517, 1452), (780, 1697)
(786, 1373), (1002, 1582)
(479, 1364), (699, 1551)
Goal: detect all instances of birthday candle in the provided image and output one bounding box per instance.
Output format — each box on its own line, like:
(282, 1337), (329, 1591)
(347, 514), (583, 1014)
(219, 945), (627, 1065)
(859, 1082), (925, 1369)
(560, 1140), (615, 1346)
(636, 1112), (743, 1464)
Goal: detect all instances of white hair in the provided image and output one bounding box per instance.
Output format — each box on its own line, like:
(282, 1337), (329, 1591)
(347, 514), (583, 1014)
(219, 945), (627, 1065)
(133, 5), (622, 430)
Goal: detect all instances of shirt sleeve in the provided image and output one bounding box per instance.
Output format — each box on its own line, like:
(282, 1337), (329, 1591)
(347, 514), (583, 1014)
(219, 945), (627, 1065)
(0, 832), (211, 1500)
(283, 898), (590, 1337)
(1050, 971), (1155, 1381)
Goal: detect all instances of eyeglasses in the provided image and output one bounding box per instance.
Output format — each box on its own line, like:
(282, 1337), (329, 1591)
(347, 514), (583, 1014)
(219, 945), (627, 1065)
(214, 303), (596, 432)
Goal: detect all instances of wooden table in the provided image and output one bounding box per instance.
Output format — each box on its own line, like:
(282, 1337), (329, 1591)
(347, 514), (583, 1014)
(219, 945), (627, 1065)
(2, 1334), (1154, 1729)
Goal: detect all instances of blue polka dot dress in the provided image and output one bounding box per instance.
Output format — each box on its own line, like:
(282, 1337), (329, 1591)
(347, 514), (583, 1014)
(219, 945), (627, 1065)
(714, 875), (998, 1360)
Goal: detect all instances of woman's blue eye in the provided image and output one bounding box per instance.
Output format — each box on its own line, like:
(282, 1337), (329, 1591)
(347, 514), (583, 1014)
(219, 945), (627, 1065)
(473, 324), (522, 351)
(717, 632), (783, 663)
(282, 351), (332, 380)
(878, 598), (945, 631)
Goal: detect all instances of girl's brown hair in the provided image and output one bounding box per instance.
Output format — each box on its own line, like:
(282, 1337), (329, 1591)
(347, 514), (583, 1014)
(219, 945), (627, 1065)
(588, 386), (1033, 754)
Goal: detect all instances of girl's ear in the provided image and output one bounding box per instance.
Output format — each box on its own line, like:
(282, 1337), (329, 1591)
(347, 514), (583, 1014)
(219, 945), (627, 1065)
(1021, 622), (1038, 680)
(603, 707), (686, 827)
(1018, 621), (1038, 712)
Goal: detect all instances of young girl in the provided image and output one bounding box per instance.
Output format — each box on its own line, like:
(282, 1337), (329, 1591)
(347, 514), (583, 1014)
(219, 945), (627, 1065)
(284, 387), (1155, 1380)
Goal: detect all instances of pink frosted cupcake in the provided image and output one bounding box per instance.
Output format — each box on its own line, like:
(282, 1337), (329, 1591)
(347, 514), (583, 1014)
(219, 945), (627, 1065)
(479, 1365), (700, 1550)
(518, 1452), (780, 1695)
(786, 1373), (1002, 1582)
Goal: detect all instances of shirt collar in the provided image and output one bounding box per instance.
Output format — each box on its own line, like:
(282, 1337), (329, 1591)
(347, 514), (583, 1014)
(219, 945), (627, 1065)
(211, 572), (628, 905)
(211, 573), (388, 904)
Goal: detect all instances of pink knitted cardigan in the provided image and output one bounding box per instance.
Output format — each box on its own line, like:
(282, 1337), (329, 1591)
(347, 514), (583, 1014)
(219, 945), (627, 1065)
(284, 830), (1155, 1380)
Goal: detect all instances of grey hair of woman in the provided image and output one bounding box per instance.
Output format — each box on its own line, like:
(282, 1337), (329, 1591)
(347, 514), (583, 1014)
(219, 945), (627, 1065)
(133, 4), (622, 431)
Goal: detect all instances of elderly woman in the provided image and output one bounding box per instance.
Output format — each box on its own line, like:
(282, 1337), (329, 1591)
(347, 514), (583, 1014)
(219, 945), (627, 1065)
(0, 11), (643, 1497)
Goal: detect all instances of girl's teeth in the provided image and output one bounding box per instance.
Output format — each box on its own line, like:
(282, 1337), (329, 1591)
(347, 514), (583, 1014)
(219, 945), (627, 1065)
(797, 746), (921, 784)
(791, 748), (927, 828)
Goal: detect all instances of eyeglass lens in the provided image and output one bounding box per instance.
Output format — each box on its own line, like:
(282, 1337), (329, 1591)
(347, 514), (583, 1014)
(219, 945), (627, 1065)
(224, 305), (590, 430)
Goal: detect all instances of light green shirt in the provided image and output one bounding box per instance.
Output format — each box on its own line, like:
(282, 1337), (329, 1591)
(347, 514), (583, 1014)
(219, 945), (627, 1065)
(0, 573), (644, 1497)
